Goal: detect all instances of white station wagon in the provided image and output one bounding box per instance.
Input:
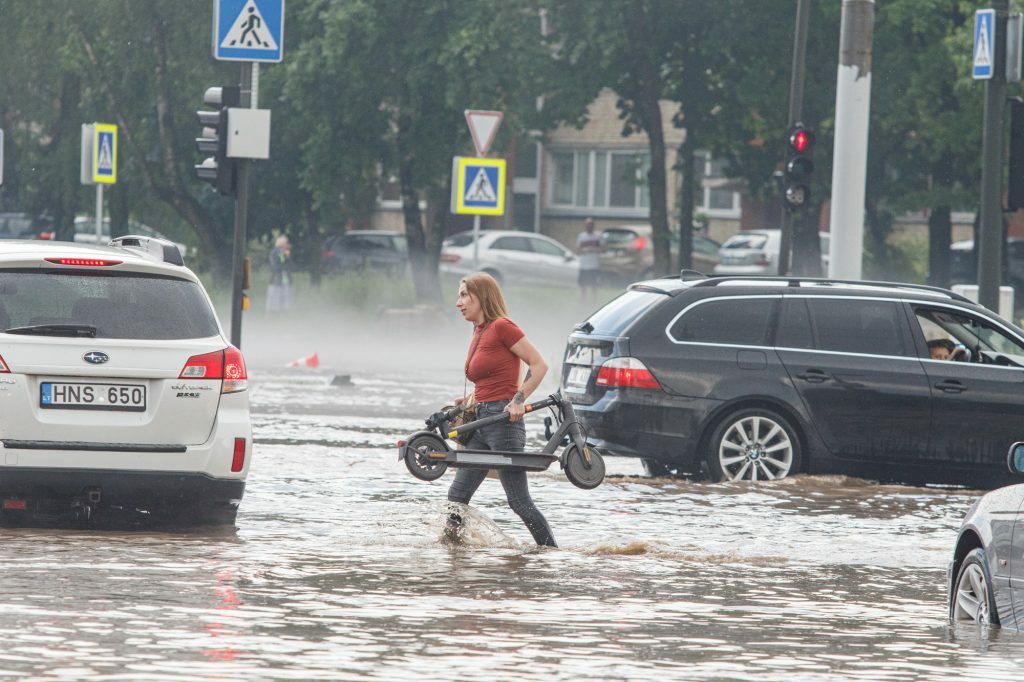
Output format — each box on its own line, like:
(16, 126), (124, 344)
(0, 236), (251, 525)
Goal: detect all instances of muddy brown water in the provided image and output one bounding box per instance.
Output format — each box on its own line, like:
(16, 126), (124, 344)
(2, 360), (1023, 681)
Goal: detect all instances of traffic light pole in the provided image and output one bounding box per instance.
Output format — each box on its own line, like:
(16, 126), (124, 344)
(778, 0), (810, 276)
(978, 0), (1008, 313)
(229, 62), (253, 349)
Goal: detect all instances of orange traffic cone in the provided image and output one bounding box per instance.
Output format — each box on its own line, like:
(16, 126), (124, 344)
(286, 351), (320, 369)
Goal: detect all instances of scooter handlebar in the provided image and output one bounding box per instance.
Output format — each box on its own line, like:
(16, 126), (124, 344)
(444, 395), (559, 439)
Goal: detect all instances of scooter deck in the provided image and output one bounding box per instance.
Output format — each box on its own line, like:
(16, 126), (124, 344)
(401, 442), (557, 472)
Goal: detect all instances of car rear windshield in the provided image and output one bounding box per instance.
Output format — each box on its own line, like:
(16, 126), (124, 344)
(0, 271), (219, 340)
(585, 290), (667, 335)
(601, 229), (639, 245)
(722, 234), (768, 250)
(445, 233), (475, 247)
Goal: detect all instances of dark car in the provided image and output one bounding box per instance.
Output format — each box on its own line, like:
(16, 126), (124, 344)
(598, 225), (720, 284)
(323, 230), (408, 275)
(949, 238), (1024, 294)
(948, 442), (1024, 629)
(562, 275), (1024, 486)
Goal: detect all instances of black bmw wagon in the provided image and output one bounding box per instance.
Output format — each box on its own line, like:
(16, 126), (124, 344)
(563, 276), (1024, 487)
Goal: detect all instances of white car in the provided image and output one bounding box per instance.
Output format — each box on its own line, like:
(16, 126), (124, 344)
(714, 229), (830, 276)
(0, 237), (250, 525)
(439, 230), (579, 287)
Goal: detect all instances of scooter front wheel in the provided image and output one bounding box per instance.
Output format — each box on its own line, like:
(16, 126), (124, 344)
(563, 444), (605, 490)
(405, 434), (449, 481)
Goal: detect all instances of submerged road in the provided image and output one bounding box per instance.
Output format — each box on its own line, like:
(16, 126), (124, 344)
(0, 361), (1022, 680)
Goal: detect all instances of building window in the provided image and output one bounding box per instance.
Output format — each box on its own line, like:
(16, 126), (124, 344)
(695, 152), (741, 217)
(550, 150), (651, 211)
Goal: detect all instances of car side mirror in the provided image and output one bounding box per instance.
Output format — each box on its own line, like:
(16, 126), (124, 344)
(564, 253), (574, 261)
(1008, 442), (1024, 475)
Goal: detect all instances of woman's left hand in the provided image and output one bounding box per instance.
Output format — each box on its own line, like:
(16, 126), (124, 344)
(505, 400), (525, 422)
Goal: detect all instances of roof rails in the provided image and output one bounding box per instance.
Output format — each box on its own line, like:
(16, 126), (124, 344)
(689, 276), (975, 304)
(109, 235), (184, 267)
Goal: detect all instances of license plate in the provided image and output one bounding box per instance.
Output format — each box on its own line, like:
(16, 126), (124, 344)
(40, 382), (146, 412)
(565, 366), (592, 392)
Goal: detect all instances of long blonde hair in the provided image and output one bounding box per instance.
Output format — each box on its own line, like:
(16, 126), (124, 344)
(461, 272), (509, 323)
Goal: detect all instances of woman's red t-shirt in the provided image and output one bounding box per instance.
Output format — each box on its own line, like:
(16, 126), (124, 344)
(466, 317), (525, 402)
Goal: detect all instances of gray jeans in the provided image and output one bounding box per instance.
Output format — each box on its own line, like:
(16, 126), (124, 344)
(446, 400), (557, 547)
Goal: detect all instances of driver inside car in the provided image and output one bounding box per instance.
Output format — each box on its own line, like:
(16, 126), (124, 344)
(927, 338), (969, 362)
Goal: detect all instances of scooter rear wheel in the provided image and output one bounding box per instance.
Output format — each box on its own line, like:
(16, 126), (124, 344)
(563, 444), (605, 490)
(405, 434), (449, 481)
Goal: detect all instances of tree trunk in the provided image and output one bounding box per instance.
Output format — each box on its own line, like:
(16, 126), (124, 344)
(927, 205), (952, 288)
(677, 132), (697, 271)
(398, 146), (442, 304)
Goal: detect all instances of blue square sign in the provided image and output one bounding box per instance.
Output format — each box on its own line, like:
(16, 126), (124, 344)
(214, 0), (284, 63)
(973, 9), (995, 80)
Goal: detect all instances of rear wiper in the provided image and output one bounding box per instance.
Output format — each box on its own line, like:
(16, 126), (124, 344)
(5, 324), (97, 338)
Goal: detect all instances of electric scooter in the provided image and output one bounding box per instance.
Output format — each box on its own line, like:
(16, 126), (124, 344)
(398, 390), (605, 490)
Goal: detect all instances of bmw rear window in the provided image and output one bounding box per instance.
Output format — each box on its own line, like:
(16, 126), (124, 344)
(584, 290), (666, 335)
(722, 234), (767, 250)
(0, 271), (219, 340)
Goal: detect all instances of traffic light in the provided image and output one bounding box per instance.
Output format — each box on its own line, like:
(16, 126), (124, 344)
(195, 85), (240, 196)
(783, 122), (815, 210)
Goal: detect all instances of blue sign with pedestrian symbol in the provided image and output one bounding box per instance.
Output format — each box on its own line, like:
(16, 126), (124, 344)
(973, 9), (995, 80)
(214, 0), (284, 63)
(453, 157), (506, 216)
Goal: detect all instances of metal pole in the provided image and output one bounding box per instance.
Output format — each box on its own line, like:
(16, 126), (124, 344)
(979, 0), (1009, 312)
(473, 214), (481, 266)
(95, 184), (103, 241)
(778, 0), (811, 276)
(229, 62), (253, 349)
(828, 0), (875, 280)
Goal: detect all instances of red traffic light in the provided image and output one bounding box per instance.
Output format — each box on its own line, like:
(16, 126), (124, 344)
(788, 126), (816, 154)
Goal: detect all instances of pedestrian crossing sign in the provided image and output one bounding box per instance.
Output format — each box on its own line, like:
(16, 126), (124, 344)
(92, 124), (117, 184)
(452, 156), (506, 216)
(214, 0), (284, 63)
(973, 9), (995, 80)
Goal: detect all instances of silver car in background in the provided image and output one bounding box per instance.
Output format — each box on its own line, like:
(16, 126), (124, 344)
(439, 229), (579, 287)
(714, 229), (830, 276)
(948, 443), (1024, 630)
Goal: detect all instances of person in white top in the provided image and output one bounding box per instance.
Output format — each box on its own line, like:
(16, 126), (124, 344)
(575, 217), (602, 301)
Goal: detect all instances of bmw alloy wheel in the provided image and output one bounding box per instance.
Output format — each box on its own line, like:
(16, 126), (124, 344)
(717, 415), (794, 481)
(953, 558), (993, 625)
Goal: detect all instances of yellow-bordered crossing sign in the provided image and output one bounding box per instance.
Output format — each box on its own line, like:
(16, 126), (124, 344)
(92, 124), (117, 184)
(452, 156), (505, 216)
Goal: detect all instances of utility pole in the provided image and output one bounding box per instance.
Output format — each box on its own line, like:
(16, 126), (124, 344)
(778, 0), (810, 276)
(229, 62), (254, 349)
(828, 0), (875, 280)
(978, 0), (1008, 312)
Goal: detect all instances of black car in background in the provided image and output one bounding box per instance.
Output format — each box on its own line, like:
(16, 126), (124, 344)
(323, 230), (408, 275)
(563, 275), (1024, 487)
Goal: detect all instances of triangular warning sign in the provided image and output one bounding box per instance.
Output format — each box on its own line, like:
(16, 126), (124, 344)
(465, 168), (497, 202)
(465, 110), (503, 157)
(98, 136), (113, 170)
(221, 0), (278, 50)
(975, 16), (992, 68)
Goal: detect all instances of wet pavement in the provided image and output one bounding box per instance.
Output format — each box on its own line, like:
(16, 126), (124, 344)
(2, 347), (1024, 680)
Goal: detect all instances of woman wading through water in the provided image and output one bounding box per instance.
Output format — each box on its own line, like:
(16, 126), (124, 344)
(446, 273), (557, 547)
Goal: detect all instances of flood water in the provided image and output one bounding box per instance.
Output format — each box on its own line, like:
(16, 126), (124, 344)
(2, 318), (1024, 681)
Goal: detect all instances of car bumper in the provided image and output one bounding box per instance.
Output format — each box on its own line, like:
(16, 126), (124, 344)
(571, 389), (709, 468)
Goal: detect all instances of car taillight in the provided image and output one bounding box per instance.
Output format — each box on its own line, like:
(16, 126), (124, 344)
(38, 232), (54, 240)
(223, 346), (248, 393)
(0, 354), (9, 373)
(595, 357), (661, 389)
(440, 253), (461, 263)
(231, 438), (246, 472)
(755, 254), (771, 266)
(44, 258), (122, 267)
(179, 347), (248, 393)
(633, 236), (647, 251)
(324, 250), (334, 259)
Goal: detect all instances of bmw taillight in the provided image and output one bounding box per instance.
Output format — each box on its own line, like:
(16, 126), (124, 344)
(179, 347), (248, 393)
(595, 357), (661, 389)
(633, 236), (647, 251)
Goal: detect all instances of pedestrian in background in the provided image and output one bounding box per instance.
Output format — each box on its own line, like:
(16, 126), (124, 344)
(576, 217), (602, 301)
(266, 234), (294, 313)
